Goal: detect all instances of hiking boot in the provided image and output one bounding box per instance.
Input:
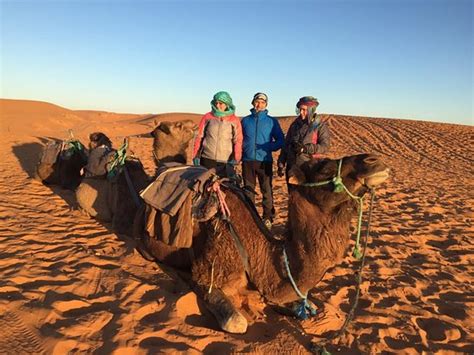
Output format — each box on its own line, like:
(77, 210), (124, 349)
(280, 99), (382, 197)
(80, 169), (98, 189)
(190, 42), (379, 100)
(263, 219), (272, 230)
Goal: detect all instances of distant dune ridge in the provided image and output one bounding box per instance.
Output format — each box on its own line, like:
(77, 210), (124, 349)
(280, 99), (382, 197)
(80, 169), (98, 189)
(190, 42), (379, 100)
(0, 98), (472, 353)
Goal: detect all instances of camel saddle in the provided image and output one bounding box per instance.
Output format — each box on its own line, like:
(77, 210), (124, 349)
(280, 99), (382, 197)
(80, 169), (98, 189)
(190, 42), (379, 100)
(84, 146), (116, 178)
(140, 163), (217, 248)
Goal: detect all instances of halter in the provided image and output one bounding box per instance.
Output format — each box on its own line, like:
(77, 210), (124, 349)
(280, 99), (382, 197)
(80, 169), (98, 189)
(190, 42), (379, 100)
(284, 158), (372, 319)
(296, 158), (365, 258)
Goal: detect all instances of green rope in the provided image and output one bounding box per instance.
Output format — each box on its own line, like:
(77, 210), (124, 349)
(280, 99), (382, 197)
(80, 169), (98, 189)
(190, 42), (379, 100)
(311, 190), (376, 354)
(300, 158), (364, 259)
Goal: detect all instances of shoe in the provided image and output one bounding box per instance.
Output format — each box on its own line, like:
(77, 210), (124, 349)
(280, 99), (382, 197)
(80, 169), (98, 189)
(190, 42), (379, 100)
(263, 219), (272, 230)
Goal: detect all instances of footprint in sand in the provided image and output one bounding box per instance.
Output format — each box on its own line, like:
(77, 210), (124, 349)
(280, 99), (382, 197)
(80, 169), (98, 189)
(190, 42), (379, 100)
(0, 310), (46, 354)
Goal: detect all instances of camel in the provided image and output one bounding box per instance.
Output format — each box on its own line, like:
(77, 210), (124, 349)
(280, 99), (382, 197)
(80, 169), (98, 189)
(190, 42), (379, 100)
(76, 121), (196, 234)
(150, 119), (197, 166)
(134, 151), (390, 334)
(36, 138), (88, 190)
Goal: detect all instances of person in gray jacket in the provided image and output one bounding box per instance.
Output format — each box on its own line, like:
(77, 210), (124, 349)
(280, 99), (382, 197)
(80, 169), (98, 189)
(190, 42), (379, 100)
(277, 96), (330, 181)
(192, 91), (242, 177)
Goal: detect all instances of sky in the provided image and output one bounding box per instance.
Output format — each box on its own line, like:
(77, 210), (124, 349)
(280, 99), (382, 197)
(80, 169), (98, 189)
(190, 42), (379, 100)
(1, 0), (472, 125)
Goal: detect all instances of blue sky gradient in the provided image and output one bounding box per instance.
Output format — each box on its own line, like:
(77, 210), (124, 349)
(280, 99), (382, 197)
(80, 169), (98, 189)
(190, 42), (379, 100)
(1, 0), (472, 125)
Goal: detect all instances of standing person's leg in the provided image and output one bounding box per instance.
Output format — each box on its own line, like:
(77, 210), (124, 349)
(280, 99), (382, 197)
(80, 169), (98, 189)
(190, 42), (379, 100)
(242, 161), (257, 203)
(257, 161), (274, 223)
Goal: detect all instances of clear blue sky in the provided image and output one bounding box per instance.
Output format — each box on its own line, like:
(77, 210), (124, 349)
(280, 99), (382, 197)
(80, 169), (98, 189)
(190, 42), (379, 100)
(1, 0), (472, 125)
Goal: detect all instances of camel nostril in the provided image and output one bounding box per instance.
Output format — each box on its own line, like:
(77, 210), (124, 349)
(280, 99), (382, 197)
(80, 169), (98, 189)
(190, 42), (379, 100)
(363, 156), (378, 165)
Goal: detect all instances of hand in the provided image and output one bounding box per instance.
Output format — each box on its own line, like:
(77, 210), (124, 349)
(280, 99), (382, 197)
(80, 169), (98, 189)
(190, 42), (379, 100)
(291, 141), (304, 154)
(277, 162), (285, 177)
(193, 157), (200, 166)
(302, 143), (315, 154)
(277, 167), (285, 177)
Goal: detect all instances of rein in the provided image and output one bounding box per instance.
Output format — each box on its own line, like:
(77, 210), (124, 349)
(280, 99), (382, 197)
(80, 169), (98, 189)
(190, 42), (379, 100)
(284, 158), (374, 320)
(299, 158), (365, 259)
(312, 189), (376, 354)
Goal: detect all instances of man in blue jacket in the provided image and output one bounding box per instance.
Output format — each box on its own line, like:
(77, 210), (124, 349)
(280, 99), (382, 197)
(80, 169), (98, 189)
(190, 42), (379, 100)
(241, 92), (284, 229)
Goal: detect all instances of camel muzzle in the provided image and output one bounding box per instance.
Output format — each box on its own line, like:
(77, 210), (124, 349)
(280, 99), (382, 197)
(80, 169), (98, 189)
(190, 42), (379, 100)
(364, 168), (390, 188)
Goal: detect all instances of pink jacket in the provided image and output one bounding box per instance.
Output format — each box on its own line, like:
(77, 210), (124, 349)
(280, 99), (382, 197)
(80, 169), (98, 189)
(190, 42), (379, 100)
(192, 112), (242, 163)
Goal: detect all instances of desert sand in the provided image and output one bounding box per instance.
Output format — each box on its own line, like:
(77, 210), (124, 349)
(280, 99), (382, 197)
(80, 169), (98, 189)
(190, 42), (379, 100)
(0, 98), (472, 354)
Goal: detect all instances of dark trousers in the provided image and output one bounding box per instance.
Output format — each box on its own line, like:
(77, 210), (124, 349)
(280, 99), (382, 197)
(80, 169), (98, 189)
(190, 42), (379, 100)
(200, 157), (234, 178)
(242, 160), (274, 220)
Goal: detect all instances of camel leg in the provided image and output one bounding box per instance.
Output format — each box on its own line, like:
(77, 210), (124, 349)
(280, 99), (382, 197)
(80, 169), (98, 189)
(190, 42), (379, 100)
(199, 287), (248, 334)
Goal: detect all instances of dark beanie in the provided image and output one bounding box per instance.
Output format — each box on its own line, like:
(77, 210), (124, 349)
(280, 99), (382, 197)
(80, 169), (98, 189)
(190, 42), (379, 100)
(252, 92), (268, 103)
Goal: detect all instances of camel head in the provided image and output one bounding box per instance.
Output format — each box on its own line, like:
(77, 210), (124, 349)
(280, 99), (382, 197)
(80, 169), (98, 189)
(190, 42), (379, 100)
(151, 120), (197, 141)
(89, 132), (112, 150)
(288, 153), (389, 210)
(151, 120), (198, 165)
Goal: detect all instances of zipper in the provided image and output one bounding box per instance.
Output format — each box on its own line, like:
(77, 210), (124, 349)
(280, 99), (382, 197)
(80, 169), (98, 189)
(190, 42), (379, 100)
(254, 112), (258, 161)
(215, 117), (221, 161)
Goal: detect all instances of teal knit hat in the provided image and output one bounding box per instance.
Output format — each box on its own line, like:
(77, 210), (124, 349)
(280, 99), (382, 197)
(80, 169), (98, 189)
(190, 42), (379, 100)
(211, 91), (235, 117)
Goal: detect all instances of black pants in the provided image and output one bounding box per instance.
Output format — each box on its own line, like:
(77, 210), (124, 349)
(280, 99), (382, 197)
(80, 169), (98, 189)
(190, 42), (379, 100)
(200, 157), (234, 178)
(242, 160), (274, 220)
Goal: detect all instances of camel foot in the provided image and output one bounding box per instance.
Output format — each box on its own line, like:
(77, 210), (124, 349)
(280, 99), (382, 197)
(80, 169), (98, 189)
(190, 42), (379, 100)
(201, 287), (248, 334)
(220, 311), (248, 334)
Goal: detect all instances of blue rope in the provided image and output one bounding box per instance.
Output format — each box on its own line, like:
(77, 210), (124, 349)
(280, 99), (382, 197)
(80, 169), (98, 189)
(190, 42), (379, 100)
(282, 248), (317, 319)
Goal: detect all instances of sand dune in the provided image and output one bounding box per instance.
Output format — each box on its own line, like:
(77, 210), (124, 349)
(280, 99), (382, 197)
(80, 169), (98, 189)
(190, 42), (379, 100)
(0, 99), (472, 353)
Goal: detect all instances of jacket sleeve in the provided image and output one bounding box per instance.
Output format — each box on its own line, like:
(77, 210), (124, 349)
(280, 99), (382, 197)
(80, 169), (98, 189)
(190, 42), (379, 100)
(192, 115), (208, 159)
(232, 117), (243, 162)
(277, 121), (295, 166)
(314, 121), (330, 154)
(269, 119), (285, 152)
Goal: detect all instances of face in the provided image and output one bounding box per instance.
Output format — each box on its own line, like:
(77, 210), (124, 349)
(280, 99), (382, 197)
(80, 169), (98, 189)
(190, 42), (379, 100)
(253, 99), (267, 112)
(215, 100), (227, 112)
(299, 104), (308, 120)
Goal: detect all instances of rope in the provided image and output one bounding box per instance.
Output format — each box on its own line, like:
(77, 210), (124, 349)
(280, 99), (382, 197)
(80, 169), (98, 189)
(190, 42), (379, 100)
(312, 189), (376, 354)
(282, 248), (318, 319)
(210, 180), (231, 218)
(208, 256), (217, 294)
(282, 248), (306, 299)
(300, 158), (365, 260)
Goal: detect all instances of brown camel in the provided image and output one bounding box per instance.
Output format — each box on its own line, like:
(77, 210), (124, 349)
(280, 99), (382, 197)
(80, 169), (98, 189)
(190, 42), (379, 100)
(76, 121), (196, 234)
(134, 153), (389, 333)
(151, 119), (197, 166)
(36, 139), (88, 190)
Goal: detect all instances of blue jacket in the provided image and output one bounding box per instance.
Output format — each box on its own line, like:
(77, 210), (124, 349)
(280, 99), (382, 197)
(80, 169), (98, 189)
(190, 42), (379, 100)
(241, 109), (284, 162)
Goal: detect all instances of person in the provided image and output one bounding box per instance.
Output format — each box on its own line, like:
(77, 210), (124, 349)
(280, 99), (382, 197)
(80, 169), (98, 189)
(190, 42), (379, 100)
(192, 91), (242, 177)
(241, 92), (284, 229)
(277, 96), (330, 181)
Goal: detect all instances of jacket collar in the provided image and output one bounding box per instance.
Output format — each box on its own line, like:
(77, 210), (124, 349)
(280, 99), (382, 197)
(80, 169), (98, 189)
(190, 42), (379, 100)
(250, 108), (268, 118)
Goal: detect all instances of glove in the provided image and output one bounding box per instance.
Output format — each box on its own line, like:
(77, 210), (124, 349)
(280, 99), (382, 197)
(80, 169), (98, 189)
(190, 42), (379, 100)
(302, 143), (316, 155)
(277, 162), (285, 177)
(193, 157), (200, 166)
(291, 141), (304, 154)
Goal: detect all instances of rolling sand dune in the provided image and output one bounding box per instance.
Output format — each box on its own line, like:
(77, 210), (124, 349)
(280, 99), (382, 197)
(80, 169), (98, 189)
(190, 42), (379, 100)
(0, 98), (472, 353)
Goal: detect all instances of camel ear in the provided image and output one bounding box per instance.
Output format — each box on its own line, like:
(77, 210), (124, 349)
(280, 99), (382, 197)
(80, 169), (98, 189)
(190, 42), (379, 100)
(288, 165), (306, 185)
(157, 122), (171, 134)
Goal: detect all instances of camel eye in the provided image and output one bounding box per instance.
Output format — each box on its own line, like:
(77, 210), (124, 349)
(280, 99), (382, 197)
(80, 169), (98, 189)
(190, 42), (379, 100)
(363, 156), (378, 165)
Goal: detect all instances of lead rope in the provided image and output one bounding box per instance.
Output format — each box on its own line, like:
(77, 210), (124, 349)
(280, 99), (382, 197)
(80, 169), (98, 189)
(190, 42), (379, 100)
(282, 248), (317, 319)
(312, 189), (376, 354)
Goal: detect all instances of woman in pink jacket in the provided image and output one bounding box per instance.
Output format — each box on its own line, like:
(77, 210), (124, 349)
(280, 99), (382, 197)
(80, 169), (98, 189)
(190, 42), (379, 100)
(192, 91), (242, 177)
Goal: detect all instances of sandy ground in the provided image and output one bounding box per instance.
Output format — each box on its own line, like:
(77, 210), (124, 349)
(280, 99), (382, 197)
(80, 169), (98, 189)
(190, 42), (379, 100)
(0, 98), (472, 354)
